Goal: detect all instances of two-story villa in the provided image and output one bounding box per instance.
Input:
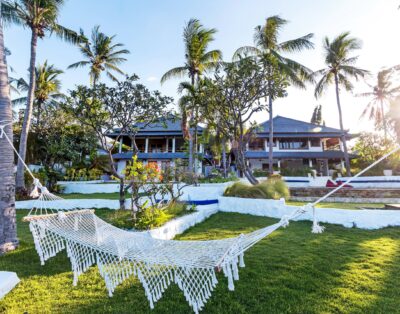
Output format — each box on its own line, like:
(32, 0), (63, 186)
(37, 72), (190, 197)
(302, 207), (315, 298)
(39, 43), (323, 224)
(109, 118), (207, 175)
(245, 116), (356, 175)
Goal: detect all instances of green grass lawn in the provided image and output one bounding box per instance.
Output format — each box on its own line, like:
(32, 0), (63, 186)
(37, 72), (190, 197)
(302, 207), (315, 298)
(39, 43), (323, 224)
(2, 210), (400, 313)
(286, 200), (386, 210)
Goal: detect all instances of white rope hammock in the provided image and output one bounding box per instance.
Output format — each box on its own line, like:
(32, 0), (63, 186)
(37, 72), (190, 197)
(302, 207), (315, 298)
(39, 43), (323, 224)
(1, 121), (399, 313)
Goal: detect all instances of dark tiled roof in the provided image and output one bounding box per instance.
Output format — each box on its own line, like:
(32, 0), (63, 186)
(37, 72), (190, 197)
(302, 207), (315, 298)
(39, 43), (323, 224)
(245, 150), (356, 159)
(108, 117), (203, 137)
(257, 116), (350, 136)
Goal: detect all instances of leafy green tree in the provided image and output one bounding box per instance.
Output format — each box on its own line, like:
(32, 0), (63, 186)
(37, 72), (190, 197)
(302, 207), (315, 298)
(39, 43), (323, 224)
(352, 132), (400, 175)
(314, 32), (369, 176)
(161, 18), (222, 172)
(235, 16), (314, 174)
(68, 25), (130, 86)
(0, 9), (18, 253)
(358, 69), (400, 139)
(311, 104), (324, 125)
(2, 0), (81, 191)
(63, 75), (172, 210)
(202, 57), (269, 185)
(12, 61), (64, 127)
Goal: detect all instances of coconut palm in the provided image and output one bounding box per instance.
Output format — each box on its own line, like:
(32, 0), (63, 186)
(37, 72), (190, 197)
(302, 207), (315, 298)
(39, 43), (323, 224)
(389, 96), (400, 141)
(68, 25), (130, 86)
(161, 18), (222, 172)
(314, 32), (369, 176)
(12, 61), (64, 127)
(1, 0), (81, 191)
(0, 11), (18, 253)
(357, 69), (400, 140)
(235, 16), (314, 174)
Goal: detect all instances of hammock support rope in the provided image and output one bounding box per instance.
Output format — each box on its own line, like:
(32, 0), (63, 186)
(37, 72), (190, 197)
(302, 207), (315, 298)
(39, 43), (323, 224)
(1, 121), (399, 313)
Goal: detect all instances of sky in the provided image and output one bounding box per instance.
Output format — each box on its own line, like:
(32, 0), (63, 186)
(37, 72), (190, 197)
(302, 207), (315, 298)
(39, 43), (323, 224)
(4, 0), (400, 134)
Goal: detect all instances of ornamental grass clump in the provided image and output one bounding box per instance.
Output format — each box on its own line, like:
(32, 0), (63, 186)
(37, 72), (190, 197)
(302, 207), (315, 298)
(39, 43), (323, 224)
(224, 177), (290, 200)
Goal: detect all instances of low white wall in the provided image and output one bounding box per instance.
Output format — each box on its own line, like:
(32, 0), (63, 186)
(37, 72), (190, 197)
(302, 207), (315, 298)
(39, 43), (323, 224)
(146, 204), (219, 240)
(59, 181), (232, 199)
(218, 196), (400, 230)
(218, 196), (286, 216)
(58, 181), (120, 194)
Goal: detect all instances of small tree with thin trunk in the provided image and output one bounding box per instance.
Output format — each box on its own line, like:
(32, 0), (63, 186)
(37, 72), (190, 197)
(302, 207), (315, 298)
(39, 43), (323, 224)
(202, 58), (273, 185)
(63, 75), (172, 209)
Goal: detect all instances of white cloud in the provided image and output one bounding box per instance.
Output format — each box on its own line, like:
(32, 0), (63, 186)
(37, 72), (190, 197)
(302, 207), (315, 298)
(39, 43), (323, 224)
(146, 76), (158, 82)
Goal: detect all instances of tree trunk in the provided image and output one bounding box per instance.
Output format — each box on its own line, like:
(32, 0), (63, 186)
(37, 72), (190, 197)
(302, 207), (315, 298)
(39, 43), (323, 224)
(222, 138), (227, 178)
(334, 74), (351, 176)
(0, 18), (19, 254)
(106, 150), (125, 210)
(119, 177), (125, 210)
(36, 100), (42, 129)
(234, 146), (258, 185)
(16, 30), (38, 191)
(268, 96), (274, 175)
(380, 100), (387, 141)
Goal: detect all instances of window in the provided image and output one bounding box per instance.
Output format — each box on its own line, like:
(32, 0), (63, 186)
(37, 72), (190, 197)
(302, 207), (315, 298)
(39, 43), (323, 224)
(248, 138), (264, 151)
(279, 138), (308, 150)
(309, 138), (321, 147)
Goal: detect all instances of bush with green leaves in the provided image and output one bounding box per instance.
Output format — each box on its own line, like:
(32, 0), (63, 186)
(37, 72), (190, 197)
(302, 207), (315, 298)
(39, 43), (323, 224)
(224, 177), (290, 200)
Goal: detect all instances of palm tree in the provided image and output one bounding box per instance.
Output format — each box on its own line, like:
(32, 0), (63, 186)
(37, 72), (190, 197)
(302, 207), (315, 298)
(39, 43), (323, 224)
(0, 10), (18, 253)
(389, 96), (400, 141)
(357, 69), (400, 140)
(235, 16), (314, 175)
(68, 25), (130, 86)
(13, 61), (64, 127)
(314, 32), (368, 176)
(2, 0), (81, 191)
(161, 18), (222, 173)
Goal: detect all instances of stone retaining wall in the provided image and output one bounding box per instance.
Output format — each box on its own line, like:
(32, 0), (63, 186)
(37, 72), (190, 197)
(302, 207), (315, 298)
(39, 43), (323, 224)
(291, 187), (400, 198)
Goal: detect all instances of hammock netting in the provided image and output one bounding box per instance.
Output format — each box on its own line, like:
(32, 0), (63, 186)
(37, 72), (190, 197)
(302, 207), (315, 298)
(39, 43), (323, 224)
(27, 208), (301, 313)
(1, 121), (399, 313)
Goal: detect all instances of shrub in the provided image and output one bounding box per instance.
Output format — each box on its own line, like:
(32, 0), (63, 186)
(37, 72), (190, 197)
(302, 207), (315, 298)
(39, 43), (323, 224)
(252, 169), (269, 177)
(223, 178), (290, 200)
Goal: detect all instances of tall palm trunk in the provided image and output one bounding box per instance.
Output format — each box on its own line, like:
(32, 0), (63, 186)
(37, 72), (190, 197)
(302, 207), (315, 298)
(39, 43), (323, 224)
(16, 30), (38, 191)
(187, 75), (195, 173)
(0, 18), (18, 253)
(334, 74), (351, 176)
(268, 95), (274, 175)
(380, 100), (387, 141)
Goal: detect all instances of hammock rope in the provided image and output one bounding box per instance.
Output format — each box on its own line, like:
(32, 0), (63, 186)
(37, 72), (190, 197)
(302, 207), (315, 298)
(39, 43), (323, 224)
(1, 120), (399, 313)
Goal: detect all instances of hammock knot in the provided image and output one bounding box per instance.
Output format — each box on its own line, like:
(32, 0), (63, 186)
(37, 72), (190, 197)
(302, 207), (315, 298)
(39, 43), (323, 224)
(30, 178), (41, 198)
(279, 215), (290, 228)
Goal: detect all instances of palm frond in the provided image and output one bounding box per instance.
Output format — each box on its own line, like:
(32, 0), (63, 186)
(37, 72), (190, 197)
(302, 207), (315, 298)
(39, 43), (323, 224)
(233, 46), (261, 60)
(51, 24), (82, 44)
(279, 33), (314, 52)
(314, 73), (333, 98)
(67, 61), (90, 69)
(160, 66), (188, 84)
